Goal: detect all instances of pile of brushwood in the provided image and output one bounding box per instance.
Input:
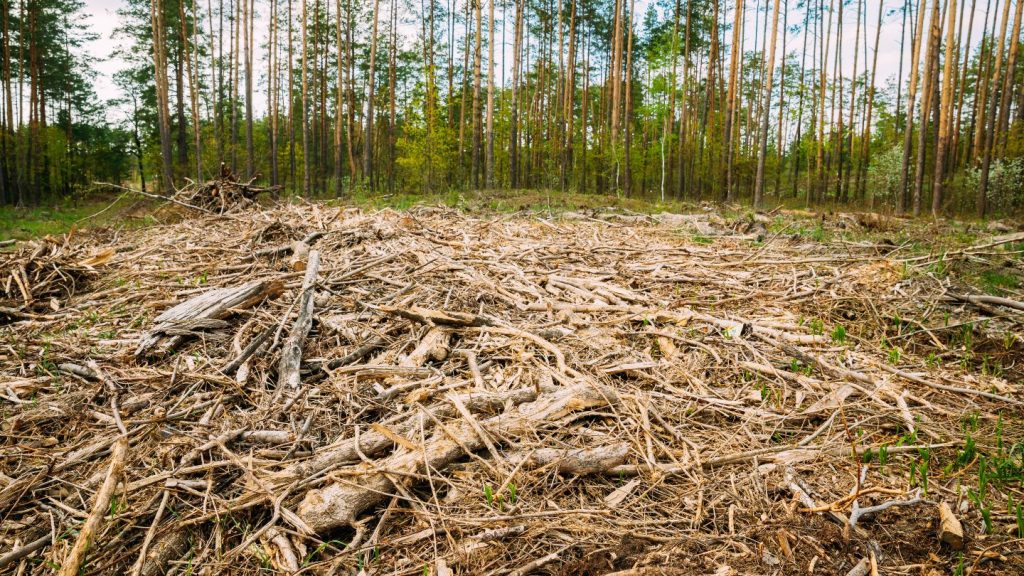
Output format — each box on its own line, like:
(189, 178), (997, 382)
(173, 165), (280, 214)
(1, 201), (1023, 576)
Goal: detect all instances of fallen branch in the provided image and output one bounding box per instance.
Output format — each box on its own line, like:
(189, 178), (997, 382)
(58, 437), (128, 576)
(296, 384), (619, 532)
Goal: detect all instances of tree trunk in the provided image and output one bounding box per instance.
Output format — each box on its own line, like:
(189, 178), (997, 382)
(470, 0), (482, 188)
(723, 0), (744, 202)
(485, 0), (496, 188)
(509, 0), (523, 188)
(995, 0), (1022, 156)
(151, 0), (175, 193)
(896, 0), (928, 214)
(912, 0), (939, 217)
(977, 0), (1013, 216)
(622, 0), (635, 197)
(362, 0), (381, 188)
(931, 0), (957, 217)
(301, 0), (311, 195)
(244, 0), (254, 177)
(754, 0), (781, 208)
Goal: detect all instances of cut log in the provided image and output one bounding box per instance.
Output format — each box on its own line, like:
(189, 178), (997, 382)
(378, 304), (500, 327)
(136, 279), (284, 358)
(272, 386), (554, 485)
(938, 501), (964, 550)
(287, 241), (310, 271)
(400, 327), (450, 367)
(507, 443), (631, 475)
(296, 383), (618, 532)
(57, 438), (127, 576)
(279, 251), (321, 390)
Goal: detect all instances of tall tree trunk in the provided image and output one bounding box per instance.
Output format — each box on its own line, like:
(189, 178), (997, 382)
(723, 0), (744, 201)
(978, 0), (1013, 216)
(470, 0), (482, 188)
(270, 0), (280, 188)
(995, 0), (1022, 156)
(301, 0), (311, 194)
(855, 0), (884, 203)
(896, 0), (928, 213)
(509, 0), (523, 188)
(562, 0), (576, 191)
(486, 0), (496, 187)
(151, 0), (175, 193)
(912, 0), (939, 217)
(361, 0), (380, 188)
(623, 0), (635, 196)
(772, 0), (788, 199)
(951, 0), (978, 171)
(387, 0), (397, 192)
(244, 0), (254, 176)
(181, 0), (203, 182)
(932, 0), (957, 217)
(333, 0), (343, 196)
(754, 0), (781, 208)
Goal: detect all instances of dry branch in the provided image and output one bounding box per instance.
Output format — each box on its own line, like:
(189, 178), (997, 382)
(296, 384), (618, 532)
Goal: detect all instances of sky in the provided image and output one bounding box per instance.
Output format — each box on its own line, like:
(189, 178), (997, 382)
(82, 0), (129, 120)
(78, 0), (992, 124)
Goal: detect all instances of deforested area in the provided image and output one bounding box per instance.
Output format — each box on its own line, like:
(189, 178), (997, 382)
(2, 196), (1023, 575)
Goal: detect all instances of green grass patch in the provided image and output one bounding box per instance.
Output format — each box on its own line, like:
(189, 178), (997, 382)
(977, 269), (1020, 295)
(0, 194), (151, 241)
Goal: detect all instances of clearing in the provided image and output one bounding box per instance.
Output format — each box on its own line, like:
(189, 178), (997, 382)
(2, 192), (1024, 575)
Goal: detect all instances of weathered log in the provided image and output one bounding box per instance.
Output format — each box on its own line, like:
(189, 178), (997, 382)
(136, 279), (283, 358)
(506, 443), (631, 475)
(279, 251), (321, 390)
(938, 501), (964, 549)
(272, 386), (554, 486)
(296, 384), (617, 532)
(57, 438), (127, 576)
(400, 327), (450, 367)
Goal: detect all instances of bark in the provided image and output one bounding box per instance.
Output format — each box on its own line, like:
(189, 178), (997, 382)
(977, 0), (1014, 216)
(754, 0), (782, 208)
(296, 384), (620, 532)
(485, 0), (496, 188)
(151, 0), (175, 194)
(995, 0), (1023, 155)
(363, 0), (381, 188)
(509, 0), (523, 188)
(896, 0), (928, 214)
(723, 0), (744, 202)
(931, 0), (958, 217)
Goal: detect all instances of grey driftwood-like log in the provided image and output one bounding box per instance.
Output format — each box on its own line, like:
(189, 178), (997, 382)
(296, 383), (618, 532)
(506, 443), (631, 475)
(279, 250), (321, 390)
(269, 385), (556, 486)
(136, 279), (284, 357)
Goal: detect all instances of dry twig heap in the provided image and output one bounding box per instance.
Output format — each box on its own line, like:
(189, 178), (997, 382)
(1, 204), (1022, 575)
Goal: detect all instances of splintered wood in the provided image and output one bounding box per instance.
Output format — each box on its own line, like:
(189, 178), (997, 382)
(1, 204), (1023, 575)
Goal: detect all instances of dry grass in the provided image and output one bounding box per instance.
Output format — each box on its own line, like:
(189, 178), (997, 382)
(1, 196), (1023, 576)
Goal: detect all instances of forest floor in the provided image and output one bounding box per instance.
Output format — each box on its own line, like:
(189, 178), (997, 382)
(2, 189), (1024, 576)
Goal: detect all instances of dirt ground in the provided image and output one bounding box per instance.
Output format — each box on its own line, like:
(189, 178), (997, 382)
(2, 198), (1023, 575)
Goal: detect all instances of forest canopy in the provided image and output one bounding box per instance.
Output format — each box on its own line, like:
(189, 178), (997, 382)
(0, 0), (1023, 216)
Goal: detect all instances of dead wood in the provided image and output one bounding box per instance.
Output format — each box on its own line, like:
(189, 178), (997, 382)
(278, 250), (321, 390)
(3, 204), (1022, 575)
(136, 278), (284, 358)
(296, 384), (618, 532)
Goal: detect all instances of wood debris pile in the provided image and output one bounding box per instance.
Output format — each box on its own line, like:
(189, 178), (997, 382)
(1, 204), (1022, 575)
(174, 166), (280, 213)
(1, 237), (114, 323)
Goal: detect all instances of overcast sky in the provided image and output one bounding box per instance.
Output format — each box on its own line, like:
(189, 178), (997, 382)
(80, 0), (991, 123)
